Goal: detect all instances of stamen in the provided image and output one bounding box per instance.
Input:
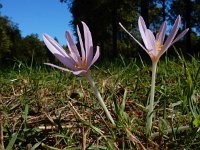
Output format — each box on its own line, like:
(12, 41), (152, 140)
(74, 58), (87, 69)
(156, 40), (163, 52)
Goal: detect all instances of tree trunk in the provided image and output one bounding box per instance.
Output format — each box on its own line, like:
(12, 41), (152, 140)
(100, 41), (104, 60)
(162, 0), (166, 21)
(141, 0), (149, 27)
(112, 0), (118, 58)
(186, 0), (192, 54)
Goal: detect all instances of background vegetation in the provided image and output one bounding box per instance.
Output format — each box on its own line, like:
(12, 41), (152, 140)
(0, 0), (200, 65)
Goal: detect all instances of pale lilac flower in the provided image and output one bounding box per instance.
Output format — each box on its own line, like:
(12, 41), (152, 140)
(43, 22), (100, 75)
(120, 15), (189, 136)
(43, 23), (115, 125)
(120, 15), (189, 62)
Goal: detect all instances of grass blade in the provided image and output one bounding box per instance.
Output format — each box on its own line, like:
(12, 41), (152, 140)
(5, 133), (18, 150)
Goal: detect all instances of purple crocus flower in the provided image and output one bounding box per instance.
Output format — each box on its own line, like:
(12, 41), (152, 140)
(43, 22), (100, 75)
(120, 15), (189, 63)
(120, 15), (189, 136)
(43, 22), (115, 125)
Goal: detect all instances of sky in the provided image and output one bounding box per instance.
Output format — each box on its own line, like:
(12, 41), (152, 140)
(0, 0), (73, 45)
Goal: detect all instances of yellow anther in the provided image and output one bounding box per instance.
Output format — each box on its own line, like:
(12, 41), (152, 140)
(156, 40), (163, 52)
(74, 58), (87, 69)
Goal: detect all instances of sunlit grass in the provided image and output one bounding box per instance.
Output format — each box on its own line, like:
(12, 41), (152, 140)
(0, 54), (199, 149)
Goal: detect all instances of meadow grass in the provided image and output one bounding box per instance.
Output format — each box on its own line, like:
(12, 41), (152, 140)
(0, 54), (199, 149)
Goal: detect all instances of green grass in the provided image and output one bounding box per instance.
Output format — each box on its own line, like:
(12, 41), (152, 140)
(0, 54), (200, 149)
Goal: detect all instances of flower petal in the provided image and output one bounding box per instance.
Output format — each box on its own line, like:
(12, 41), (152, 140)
(43, 33), (69, 58)
(138, 16), (150, 49)
(82, 21), (93, 64)
(145, 29), (157, 54)
(72, 70), (87, 75)
(43, 34), (75, 69)
(45, 62), (86, 76)
(53, 53), (76, 70)
(119, 22), (148, 52)
(172, 28), (189, 45)
(88, 46), (100, 69)
(65, 31), (81, 64)
(162, 15), (181, 54)
(77, 25), (85, 59)
(44, 63), (73, 72)
(156, 21), (166, 44)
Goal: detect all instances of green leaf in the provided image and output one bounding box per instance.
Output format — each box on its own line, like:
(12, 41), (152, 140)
(41, 143), (61, 150)
(31, 142), (41, 150)
(24, 104), (29, 121)
(193, 114), (200, 127)
(6, 133), (18, 150)
(120, 88), (127, 112)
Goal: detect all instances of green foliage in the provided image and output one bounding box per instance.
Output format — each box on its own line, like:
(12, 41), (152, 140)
(69, 0), (139, 58)
(60, 0), (200, 58)
(1, 56), (199, 149)
(193, 114), (200, 127)
(0, 16), (51, 65)
(0, 16), (20, 63)
(175, 48), (200, 118)
(16, 34), (48, 65)
(0, 29), (12, 60)
(169, 0), (200, 30)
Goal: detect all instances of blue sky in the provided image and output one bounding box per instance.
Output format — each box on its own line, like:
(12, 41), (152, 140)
(0, 0), (73, 45)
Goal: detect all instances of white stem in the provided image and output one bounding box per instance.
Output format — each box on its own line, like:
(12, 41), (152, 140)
(85, 73), (115, 125)
(146, 61), (158, 136)
(151, 126), (189, 139)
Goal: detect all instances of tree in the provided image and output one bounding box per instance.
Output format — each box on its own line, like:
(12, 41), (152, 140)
(0, 28), (12, 61)
(16, 34), (48, 64)
(186, 0), (192, 54)
(141, 0), (149, 27)
(169, 0), (199, 55)
(60, 0), (200, 58)
(0, 16), (21, 63)
(193, 0), (200, 33)
(0, 3), (3, 16)
(0, 15), (51, 65)
(60, 0), (139, 59)
(111, 0), (118, 57)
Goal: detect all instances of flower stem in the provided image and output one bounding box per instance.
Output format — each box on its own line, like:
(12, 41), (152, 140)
(146, 61), (158, 136)
(85, 73), (115, 125)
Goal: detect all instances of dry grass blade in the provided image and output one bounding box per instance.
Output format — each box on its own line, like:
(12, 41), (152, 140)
(82, 127), (90, 150)
(68, 101), (84, 121)
(0, 115), (4, 149)
(125, 128), (146, 150)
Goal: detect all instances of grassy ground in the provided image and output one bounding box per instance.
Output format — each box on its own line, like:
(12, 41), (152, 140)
(0, 54), (200, 149)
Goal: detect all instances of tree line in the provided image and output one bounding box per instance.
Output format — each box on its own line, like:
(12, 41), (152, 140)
(0, 3), (65, 66)
(61, 0), (200, 59)
(0, 15), (59, 66)
(0, 0), (200, 66)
